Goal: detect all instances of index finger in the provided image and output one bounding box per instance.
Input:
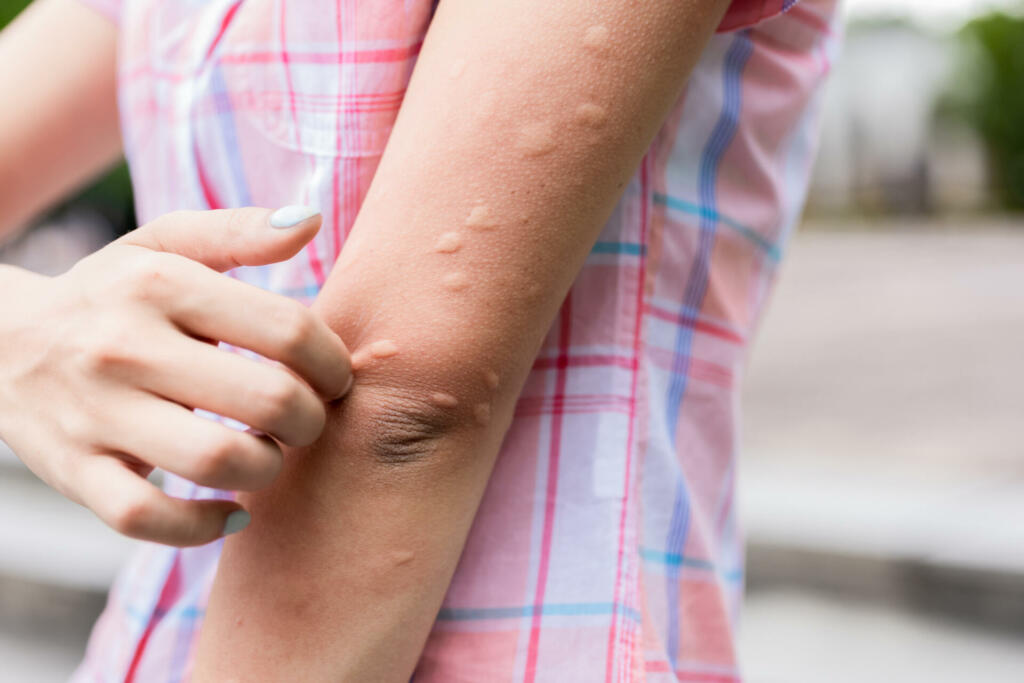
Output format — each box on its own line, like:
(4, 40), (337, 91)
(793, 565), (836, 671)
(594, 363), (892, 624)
(148, 252), (352, 400)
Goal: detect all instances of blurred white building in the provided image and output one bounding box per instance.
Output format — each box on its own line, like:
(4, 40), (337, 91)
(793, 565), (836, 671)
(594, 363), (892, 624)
(808, 20), (990, 214)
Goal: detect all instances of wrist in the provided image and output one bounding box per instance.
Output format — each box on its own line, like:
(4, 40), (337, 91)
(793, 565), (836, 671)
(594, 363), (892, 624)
(0, 263), (36, 288)
(0, 265), (40, 433)
(0, 265), (48, 319)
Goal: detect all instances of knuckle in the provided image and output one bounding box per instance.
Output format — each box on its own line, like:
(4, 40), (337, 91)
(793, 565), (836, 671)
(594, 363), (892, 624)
(120, 251), (174, 299)
(249, 372), (324, 446)
(256, 373), (305, 421)
(276, 304), (317, 357)
(222, 209), (248, 243)
(58, 410), (96, 446)
(108, 493), (156, 538)
(78, 324), (138, 374)
(216, 207), (266, 249)
(192, 433), (242, 484)
(44, 449), (84, 502)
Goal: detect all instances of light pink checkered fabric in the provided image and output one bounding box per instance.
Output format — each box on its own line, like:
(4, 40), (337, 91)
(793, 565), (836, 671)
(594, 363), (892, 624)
(71, 1), (840, 680)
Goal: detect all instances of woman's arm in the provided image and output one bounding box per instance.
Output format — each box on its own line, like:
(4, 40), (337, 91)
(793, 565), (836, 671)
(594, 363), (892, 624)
(0, 0), (121, 240)
(194, 0), (730, 679)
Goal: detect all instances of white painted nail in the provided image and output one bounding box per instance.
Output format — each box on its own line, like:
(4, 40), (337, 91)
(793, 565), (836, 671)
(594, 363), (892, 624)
(222, 509), (251, 536)
(269, 205), (320, 229)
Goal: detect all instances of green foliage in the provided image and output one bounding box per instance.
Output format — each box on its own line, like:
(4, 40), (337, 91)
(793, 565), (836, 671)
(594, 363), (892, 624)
(961, 12), (1024, 209)
(0, 0), (32, 29)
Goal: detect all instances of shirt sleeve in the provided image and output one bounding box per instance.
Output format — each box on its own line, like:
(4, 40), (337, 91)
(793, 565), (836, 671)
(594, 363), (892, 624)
(717, 0), (798, 32)
(75, 0), (120, 23)
(74, 0), (790, 33)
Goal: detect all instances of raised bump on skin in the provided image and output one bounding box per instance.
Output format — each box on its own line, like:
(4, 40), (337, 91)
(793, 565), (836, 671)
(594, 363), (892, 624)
(350, 340), (399, 371)
(434, 232), (463, 253)
(442, 272), (470, 292)
(474, 86), (499, 121)
(483, 369), (500, 390)
(350, 348), (372, 371)
(473, 402), (491, 426)
(465, 204), (498, 230)
(583, 25), (610, 53)
(448, 58), (466, 79)
(574, 103), (608, 128)
(517, 121), (557, 158)
(391, 550), (415, 567)
(429, 392), (459, 408)
(369, 340), (400, 359)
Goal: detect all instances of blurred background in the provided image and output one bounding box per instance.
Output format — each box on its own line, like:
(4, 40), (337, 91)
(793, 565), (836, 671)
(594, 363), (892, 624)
(2, 0), (1024, 681)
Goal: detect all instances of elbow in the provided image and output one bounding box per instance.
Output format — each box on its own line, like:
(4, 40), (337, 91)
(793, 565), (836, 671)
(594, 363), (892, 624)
(328, 337), (513, 467)
(354, 385), (483, 466)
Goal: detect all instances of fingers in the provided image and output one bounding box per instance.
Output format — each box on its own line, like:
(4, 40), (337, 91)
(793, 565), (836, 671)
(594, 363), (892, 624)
(101, 394), (285, 491)
(118, 206), (322, 273)
(134, 335), (327, 448)
(157, 257), (351, 401)
(77, 456), (250, 547)
(111, 206), (351, 399)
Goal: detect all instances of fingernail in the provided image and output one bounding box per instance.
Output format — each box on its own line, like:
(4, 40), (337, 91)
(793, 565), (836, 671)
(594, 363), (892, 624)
(269, 205), (320, 229)
(222, 509), (251, 536)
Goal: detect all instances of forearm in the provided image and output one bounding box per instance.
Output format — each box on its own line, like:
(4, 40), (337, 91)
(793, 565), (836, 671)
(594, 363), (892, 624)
(195, 0), (729, 679)
(0, 0), (121, 241)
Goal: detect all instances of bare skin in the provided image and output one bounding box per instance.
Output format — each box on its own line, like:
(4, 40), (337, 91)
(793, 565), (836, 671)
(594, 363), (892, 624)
(0, 208), (353, 546)
(194, 0), (731, 680)
(0, 1), (352, 547)
(0, 0), (121, 240)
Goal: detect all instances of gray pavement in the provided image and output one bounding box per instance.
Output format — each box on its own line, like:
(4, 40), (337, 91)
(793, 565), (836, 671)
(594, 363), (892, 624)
(741, 589), (1024, 683)
(743, 218), (1024, 480)
(740, 218), (1024, 680)
(740, 220), (1024, 591)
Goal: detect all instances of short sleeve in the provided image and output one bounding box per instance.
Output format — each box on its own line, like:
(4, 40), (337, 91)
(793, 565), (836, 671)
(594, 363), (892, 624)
(717, 0), (797, 32)
(76, 0), (121, 23)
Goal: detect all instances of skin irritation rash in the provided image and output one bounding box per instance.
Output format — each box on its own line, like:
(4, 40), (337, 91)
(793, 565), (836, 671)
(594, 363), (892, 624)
(511, 25), (611, 159)
(464, 204), (498, 230)
(347, 334), (494, 424)
(576, 27), (611, 129)
(350, 339), (400, 371)
(448, 58), (466, 80)
(429, 392), (459, 408)
(583, 24), (611, 54)
(389, 23), (612, 429)
(433, 232), (463, 253)
(516, 121), (557, 158)
(391, 550), (415, 568)
(442, 271), (470, 292)
(574, 102), (608, 128)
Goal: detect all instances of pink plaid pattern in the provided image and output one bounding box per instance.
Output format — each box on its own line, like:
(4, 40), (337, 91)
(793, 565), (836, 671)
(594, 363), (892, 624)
(71, 0), (840, 680)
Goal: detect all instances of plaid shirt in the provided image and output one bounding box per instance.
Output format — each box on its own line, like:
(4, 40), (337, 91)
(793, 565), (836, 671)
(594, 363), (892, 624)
(71, 0), (839, 680)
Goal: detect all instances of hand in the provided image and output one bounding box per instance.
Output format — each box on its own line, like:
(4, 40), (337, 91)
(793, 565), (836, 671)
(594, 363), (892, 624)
(0, 206), (351, 546)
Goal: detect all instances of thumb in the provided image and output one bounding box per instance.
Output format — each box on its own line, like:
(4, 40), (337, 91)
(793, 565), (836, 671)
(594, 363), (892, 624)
(117, 206), (321, 272)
